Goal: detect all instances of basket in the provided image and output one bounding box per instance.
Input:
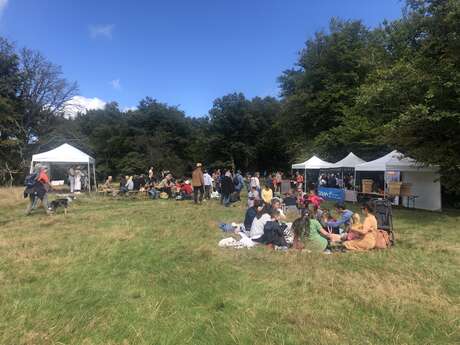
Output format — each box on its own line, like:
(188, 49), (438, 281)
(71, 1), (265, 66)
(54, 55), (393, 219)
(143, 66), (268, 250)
(400, 183), (412, 197)
(362, 179), (373, 193)
(388, 182), (402, 196)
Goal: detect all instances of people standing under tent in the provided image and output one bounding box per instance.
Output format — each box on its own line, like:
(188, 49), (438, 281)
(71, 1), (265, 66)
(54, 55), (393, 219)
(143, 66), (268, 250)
(68, 166), (75, 193)
(343, 202), (378, 251)
(203, 170), (213, 200)
(250, 172), (260, 193)
(192, 163), (205, 204)
(319, 174), (327, 186)
(221, 170), (234, 207)
(74, 166), (82, 193)
(25, 165), (52, 215)
(295, 171), (304, 190)
(233, 170), (244, 201)
(329, 174), (338, 188)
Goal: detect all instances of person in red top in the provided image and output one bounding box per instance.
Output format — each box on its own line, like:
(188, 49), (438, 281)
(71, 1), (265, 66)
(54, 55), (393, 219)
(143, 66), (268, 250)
(25, 165), (51, 215)
(306, 190), (324, 209)
(181, 180), (193, 195)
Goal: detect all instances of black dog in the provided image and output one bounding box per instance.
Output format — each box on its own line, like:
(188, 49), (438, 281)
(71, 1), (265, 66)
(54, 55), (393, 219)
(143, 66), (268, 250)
(48, 196), (73, 215)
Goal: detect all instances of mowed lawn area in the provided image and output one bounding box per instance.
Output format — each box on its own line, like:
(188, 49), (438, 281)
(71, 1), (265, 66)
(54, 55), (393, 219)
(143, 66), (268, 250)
(0, 188), (458, 345)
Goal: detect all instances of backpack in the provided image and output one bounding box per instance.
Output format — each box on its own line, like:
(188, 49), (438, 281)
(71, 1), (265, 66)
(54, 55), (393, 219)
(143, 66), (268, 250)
(375, 229), (391, 249)
(24, 172), (38, 188)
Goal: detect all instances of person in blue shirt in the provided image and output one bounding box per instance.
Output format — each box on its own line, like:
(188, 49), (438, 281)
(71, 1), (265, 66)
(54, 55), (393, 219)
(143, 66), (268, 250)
(233, 170), (245, 201)
(327, 202), (353, 234)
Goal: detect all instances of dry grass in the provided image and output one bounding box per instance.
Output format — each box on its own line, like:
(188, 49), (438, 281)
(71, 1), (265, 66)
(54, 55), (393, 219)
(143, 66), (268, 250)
(0, 187), (459, 345)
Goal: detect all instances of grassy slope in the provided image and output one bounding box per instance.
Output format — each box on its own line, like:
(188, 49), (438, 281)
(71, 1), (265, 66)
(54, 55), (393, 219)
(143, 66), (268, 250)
(0, 188), (458, 345)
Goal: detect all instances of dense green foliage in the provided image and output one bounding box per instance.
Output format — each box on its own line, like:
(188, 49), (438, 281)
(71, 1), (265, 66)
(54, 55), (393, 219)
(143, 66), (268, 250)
(0, 0), (459, 193)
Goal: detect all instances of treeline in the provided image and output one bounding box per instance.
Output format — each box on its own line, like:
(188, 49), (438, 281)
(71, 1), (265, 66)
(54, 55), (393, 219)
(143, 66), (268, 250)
(1, 0), (459, 194)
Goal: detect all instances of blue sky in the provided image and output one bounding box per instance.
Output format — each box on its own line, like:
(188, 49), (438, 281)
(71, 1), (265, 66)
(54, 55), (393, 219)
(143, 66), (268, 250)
(0, 0), (404, 116)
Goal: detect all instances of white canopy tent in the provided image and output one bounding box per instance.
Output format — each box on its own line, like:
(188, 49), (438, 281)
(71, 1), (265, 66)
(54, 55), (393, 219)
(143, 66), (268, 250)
(355, 150), (441, 211)
(330, 152), (366, 169)
(292, 155), (333, 192)
(30, 143), (96, 191)
(291, 155), (333, 170)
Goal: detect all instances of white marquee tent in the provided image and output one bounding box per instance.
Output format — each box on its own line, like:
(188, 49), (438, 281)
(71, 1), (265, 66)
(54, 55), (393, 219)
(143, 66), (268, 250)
(291, 155), (333, 170)
(330, 152), (366, 169)
(30, 143), (96, 191)
(355, 150), (441, 211)
(291, 155), (333, 192)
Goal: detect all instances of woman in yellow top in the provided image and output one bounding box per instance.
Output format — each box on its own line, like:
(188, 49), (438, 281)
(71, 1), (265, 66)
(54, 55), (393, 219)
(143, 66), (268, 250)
(344, 202), (378, 251)
(261, 184), (273, 205)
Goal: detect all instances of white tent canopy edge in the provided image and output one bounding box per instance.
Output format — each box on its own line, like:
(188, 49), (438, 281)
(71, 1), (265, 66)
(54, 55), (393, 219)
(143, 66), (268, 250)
(30, 143), (96, 191)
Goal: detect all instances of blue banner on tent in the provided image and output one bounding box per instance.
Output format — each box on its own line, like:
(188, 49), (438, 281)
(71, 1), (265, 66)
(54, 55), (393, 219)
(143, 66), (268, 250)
(318, 187), (345, 202)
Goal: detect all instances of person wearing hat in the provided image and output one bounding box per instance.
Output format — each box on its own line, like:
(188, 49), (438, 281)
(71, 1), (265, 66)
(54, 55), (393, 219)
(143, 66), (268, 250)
(192, 163), (205, 204)
(25, 165), (51, 215)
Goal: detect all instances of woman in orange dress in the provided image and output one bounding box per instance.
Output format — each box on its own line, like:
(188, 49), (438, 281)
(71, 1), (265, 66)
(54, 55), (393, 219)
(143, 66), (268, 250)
(344, 202), (378, 251)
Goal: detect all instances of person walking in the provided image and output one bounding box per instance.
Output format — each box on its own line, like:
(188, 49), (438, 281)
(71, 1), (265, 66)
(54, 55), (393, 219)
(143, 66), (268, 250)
(203, 170), (213, 199)
(25, 165), (51, 215)
(192, 163), (205, 204)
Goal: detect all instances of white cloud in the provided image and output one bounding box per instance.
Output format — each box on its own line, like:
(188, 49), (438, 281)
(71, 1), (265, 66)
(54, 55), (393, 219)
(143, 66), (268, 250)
(110, 79), (121, 90)
(0, 0), (8, 17)
(89, 24), (115, 39)
(123, 106), (137, 112)
(64, 96), (106, 118)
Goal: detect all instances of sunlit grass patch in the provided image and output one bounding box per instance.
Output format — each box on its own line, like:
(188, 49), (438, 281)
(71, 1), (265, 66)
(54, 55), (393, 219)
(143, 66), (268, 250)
(0, 188), (458, 345)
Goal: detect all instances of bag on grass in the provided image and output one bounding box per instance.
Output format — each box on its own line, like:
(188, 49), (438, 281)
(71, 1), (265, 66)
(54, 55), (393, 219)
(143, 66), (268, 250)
(375, 229), (391, 249)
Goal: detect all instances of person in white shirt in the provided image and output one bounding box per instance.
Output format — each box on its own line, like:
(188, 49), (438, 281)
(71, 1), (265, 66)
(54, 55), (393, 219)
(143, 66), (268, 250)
(126, 176), (134, 191)
(250, 208), (271, 239)
(247, 185), (260, 208)
(250, 172), (260, 193)
(203, 170), (213, 199)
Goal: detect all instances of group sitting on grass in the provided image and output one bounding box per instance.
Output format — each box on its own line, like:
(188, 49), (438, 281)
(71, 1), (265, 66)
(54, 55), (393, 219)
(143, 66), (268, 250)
(220, 187), (390, 253)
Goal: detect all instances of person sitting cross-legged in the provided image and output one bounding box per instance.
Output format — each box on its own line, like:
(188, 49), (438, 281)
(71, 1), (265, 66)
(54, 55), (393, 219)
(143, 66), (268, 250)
(343, 202), (378, 251)
(253, 209), (288, 249)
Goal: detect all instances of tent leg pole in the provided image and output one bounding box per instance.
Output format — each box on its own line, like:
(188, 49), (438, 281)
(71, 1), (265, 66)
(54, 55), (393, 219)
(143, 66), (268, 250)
(304, 169), (306, 193)
(30, 161), (34, 174)
(87, 162), (91, 193)
(93, 163), (96, 191)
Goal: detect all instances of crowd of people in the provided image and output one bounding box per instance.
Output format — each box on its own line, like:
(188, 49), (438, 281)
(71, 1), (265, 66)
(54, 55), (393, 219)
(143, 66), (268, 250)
(24, 163), (389, 254)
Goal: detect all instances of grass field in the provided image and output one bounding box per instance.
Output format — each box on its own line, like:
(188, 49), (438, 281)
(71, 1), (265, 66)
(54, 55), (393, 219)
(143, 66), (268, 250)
(0, 187), (459, 345)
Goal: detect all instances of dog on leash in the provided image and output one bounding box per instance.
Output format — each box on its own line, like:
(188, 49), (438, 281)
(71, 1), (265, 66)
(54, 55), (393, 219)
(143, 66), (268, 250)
(48, 196), (74, 215)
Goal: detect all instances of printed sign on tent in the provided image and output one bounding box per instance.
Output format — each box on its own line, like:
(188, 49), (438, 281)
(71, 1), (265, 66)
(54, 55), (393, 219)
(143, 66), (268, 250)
(318, 187), (345, 203)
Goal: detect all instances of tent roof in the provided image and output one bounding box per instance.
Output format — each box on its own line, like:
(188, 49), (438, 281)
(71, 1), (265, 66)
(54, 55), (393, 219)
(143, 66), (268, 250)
(355, 150), (436, 172)
(31, 143), (95, 164)
(330, 152), (366, 168)
(292, 155), (333, 170)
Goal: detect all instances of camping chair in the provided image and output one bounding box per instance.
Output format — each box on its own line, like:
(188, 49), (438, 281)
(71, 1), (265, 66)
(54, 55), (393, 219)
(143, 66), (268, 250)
(371, 198), (395, 245)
